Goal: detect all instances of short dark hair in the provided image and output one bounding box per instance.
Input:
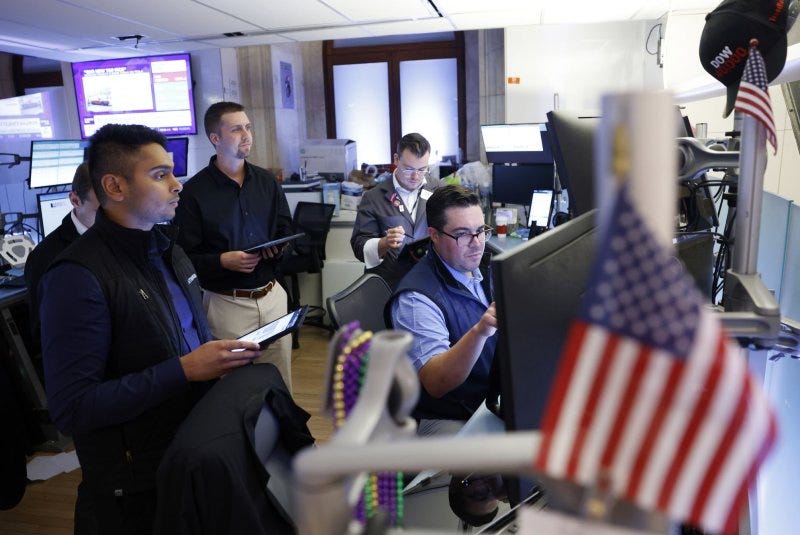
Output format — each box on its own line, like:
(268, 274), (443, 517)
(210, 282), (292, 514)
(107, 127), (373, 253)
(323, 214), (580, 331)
(204, 101), (245, 138)
(87, 124), (167, 205)
(396, 133), (430, 159)
(71, 162), (93, 202)
(426, 184), (480, 231)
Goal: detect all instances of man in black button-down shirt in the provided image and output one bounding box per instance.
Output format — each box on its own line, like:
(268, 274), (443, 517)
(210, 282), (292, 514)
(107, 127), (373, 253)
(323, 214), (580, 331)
(175, 101), (294, 389)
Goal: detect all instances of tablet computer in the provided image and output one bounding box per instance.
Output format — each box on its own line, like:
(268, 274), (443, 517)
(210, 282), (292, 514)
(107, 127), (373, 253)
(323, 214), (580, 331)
(397, 236), (430, 263)
(243, 232), (305, 254)
(235, 305), (309, 349)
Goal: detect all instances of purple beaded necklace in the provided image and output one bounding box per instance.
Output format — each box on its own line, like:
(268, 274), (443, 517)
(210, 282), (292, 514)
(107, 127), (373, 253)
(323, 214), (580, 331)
(331, 322), (404, 528)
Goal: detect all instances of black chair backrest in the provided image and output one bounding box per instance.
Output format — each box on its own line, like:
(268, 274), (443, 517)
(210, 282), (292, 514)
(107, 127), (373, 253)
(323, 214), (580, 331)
(326, 273), (393, 332)
(291, 202), (335, 272)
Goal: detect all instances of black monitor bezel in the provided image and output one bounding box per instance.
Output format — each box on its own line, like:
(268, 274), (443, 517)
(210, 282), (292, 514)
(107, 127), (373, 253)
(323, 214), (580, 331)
(37, 190), (72, 237)
(490, 209), (598, 504)
(165, 136), (189, 178)
(545, 111), (599, 217)
(28, 139), (89, 189)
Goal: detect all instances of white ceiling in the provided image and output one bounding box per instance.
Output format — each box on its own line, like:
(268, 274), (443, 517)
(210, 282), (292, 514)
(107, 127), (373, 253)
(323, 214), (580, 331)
(0, 0), (720, 63)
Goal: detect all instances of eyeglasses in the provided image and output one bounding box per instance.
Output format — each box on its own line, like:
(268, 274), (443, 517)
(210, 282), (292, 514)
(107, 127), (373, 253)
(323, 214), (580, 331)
(397, 165), (430, 178)
(438, 225), (493, 247)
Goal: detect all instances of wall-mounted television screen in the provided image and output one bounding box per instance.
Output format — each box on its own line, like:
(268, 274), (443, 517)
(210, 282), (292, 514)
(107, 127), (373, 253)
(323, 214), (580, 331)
(71, 53), (197, 139)
(0, 92), (56, 140)
(29, 139), (89, 189)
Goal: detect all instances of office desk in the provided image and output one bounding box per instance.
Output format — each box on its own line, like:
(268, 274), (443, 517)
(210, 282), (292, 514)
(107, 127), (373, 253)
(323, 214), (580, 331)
(487, 234), (527, 254)
(0, 285), (46, 410)
(0, 285), (69, 451)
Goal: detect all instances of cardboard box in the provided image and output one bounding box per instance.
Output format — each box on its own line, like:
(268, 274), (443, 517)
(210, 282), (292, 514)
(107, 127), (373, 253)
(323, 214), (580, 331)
(300, 139), (357, 182)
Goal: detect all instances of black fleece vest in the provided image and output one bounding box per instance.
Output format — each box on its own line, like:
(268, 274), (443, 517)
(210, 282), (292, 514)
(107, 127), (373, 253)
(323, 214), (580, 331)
(54, 211), (212, 495)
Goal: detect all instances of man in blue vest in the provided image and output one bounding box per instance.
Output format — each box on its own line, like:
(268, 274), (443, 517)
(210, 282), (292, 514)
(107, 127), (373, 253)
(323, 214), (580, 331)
(388, 185), (497, 436)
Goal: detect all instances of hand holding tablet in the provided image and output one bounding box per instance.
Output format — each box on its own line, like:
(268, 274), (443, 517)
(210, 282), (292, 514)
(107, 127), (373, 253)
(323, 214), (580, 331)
(243, 232), (305, 254)
(232, 306), (309, 350)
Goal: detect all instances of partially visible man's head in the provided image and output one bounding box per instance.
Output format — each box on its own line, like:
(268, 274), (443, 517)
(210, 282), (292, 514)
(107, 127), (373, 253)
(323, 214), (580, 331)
(396, 132), (430, 159)
(427, 185), (486, 274)
(394, 133), (431, 191)
(88, 124), (168, 205)
(426, 184), (480, 231)
(69, 162), (99, 228)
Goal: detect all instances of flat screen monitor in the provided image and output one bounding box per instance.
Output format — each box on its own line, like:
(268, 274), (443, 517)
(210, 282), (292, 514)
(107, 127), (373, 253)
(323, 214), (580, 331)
(71, 53), (197, 139)
(492, 163), (554, 206)
(481, 123), (553, 164)
(491, 209), (598, 504)
(546, 111), (599, 217)
(28, 139), (89, 189)
(0, 92), (56, 140)
(38, 191), (72, 237)
(165, 137), (189, 177)
(528, 189), (554, 229)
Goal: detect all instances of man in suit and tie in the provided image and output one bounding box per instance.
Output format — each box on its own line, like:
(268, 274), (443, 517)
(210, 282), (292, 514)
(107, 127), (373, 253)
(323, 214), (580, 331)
(350, 132), (443, 289)
(25, 162), (99, 338)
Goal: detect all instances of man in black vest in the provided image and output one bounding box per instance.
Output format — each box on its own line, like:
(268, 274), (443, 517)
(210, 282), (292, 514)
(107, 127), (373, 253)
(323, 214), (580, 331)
(39, 124), (261, 535)
(26, 162), (99, 339)
(387, 185), (497, 436)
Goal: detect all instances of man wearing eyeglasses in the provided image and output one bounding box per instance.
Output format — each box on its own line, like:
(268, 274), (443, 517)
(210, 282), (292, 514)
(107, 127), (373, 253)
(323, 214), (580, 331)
(351, 132), (444, 289)
(387, 185), (497, 436)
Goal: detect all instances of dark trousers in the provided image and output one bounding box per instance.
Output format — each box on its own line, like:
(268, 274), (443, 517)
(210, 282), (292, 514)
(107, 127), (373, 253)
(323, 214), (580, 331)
(74, 482), (156, 535)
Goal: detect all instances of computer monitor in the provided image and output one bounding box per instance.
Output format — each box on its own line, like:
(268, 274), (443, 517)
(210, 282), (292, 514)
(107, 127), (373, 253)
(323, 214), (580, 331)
(37, 191), (72, 237)
(492, 163), (555, 206)
(481, 123), (553, 164)
(491, 209), (599, 503)
(165, 137), (189, 178)
(528, 189), (554, 229)
(28, 139), (89, 189)
(545, 111), (599, 217)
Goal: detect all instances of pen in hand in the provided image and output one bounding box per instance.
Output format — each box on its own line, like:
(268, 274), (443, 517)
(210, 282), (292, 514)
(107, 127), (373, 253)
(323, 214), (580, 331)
(381, 231), (414, 240)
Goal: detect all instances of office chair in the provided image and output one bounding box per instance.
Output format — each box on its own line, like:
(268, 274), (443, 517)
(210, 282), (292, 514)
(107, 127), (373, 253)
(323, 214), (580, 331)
(279, 202), (336, 348)
(326, 273), (392, 333)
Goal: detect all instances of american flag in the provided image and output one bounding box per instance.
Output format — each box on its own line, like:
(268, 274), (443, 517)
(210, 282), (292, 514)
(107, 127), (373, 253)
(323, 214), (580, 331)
(734, 42), (777, 154)
(534, 184), (777, 534)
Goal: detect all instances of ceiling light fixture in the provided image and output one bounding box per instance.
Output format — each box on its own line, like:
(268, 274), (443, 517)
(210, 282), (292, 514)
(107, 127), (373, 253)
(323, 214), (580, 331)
(115, 34), (144, 48)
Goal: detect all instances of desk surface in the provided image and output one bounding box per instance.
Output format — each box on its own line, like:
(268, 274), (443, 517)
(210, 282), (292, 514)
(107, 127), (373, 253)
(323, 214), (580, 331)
(487, 235), (527, 253)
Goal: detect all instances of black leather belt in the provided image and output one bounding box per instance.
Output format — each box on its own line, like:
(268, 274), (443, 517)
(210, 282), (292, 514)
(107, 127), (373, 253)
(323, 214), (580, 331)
(211, 280), (277, 299)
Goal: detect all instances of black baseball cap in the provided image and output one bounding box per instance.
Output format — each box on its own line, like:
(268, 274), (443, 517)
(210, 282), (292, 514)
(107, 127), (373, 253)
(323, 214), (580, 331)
(699, 0), (788, 117)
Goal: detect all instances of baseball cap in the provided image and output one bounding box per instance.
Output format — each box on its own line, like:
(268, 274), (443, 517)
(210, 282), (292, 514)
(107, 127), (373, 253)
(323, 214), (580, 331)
(699, 0), (788, 117)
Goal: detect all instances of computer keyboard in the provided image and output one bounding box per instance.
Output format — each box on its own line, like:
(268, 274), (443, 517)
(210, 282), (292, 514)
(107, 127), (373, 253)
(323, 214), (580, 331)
(0, 274), (26, 288)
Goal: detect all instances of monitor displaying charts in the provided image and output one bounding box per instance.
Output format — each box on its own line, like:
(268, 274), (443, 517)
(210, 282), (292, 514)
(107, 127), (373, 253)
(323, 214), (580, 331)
(38, 191), (72, 237)
(29, 139), (89, 189)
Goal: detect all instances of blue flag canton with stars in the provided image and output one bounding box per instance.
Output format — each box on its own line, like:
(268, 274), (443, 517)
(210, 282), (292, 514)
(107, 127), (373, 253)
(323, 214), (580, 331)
(577, 185), (701, 357)
(743, 45), (769, 91)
